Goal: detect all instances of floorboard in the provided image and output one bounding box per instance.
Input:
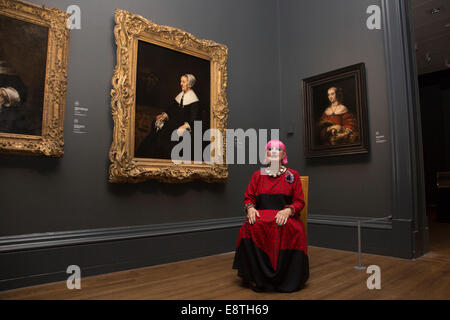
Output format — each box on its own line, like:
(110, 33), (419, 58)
(1, 222), (449, 300)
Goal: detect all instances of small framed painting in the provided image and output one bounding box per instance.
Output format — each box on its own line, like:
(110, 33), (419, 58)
(302, 63), (369, 158)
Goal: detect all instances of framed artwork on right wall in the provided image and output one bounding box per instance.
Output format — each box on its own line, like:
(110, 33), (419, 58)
(302, 63), (369, 158)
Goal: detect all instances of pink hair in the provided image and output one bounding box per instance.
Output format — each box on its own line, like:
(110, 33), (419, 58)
(264, 140), (288, 165)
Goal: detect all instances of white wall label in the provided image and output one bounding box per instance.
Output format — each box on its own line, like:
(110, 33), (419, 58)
(73, 101), (88, 134)
(375, 131), (387, 144)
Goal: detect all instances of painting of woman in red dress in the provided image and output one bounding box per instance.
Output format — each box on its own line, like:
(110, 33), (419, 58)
(303, 63), (369, 158)
(318, 87), (359, 146)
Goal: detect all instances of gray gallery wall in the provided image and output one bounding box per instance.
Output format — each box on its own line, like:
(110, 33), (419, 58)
(0, 0), (281, 235)
(278, 0), (392, 219)
(0, 0), (425, 290)
(277, 0), (426, 258)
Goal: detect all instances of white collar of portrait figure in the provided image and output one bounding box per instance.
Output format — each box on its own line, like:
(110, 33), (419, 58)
(325, 104), (348, 116)
(175, 90), (199, 107)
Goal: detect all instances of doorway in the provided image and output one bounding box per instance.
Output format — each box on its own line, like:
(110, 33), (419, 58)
(411, 0), (450, 258)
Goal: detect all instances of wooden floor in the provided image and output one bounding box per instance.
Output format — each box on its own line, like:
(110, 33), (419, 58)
(1, 221), (449, 300)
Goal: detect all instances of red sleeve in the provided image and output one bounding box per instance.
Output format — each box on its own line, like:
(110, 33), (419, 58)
(286, 172), (305, 216)
(319, 112), (327, 137)
(244, 171), (260, 207)
(342, 112), (358, 131)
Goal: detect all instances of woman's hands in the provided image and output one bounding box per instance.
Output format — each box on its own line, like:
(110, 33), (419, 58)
(157, 113), (168, 121)
(177, 122), (191, 136)
(154, 113), (168, 131)
(275, 208), (293, 226)
(247, 208), (293, 226)
(246, 207), (260, 225)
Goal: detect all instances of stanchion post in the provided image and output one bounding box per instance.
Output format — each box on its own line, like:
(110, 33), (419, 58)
(354, 220), (366, 270)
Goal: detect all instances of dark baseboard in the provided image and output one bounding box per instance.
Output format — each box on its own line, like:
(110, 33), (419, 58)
(0, 226), (241, 292)
(0, 217), (245, 253)
(308, 214), (413, 259)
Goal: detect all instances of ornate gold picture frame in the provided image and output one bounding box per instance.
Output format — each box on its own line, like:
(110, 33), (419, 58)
(109, 9), (229, 183)
(0, 0), (69, 157)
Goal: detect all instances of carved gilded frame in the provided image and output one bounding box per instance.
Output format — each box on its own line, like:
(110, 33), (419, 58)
(0, 0), (69, 157)
(109, 9), (229, 183)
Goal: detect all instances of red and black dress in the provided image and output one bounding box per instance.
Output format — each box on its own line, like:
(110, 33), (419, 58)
(232, 168), (309, 292)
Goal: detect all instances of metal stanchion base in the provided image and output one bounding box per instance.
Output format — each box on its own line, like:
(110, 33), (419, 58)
(352, 216), (391, 271)
(354, 220), (366, 271)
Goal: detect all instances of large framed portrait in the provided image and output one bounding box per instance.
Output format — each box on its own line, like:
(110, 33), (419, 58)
(302, 63), (369, 158)
(109, 9), (229, 183)
(0, 0), (70, 157)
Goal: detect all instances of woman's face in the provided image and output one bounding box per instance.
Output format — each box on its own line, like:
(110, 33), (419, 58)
(266, 146), (284, 164)
(328, 88), (337, 103)
(180, 76), (189, 92)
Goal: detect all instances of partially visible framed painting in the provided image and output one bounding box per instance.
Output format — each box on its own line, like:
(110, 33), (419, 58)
(109, 9), (229, 183)
(0, 0), (70, 157)
(302, 63), (369, 158)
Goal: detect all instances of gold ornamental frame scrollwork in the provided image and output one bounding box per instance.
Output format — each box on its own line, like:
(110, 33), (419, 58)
(109, 9), (229, 183)
(0, 0), (70, 157)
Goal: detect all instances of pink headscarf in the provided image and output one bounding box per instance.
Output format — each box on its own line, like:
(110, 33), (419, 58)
(264, 140), (288, 165)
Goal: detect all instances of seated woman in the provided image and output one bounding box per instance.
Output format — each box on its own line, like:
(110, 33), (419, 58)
(232, 140), (309, 292)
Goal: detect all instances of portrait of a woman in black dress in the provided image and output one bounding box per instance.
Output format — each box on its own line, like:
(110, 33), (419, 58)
(136, 73), (201, 159)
